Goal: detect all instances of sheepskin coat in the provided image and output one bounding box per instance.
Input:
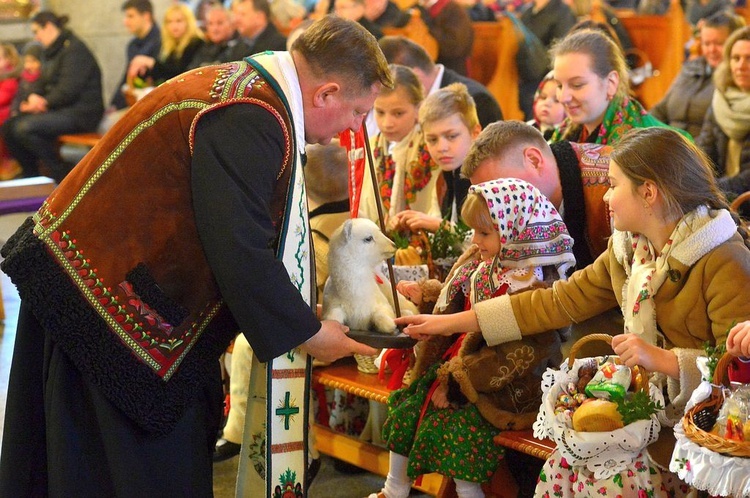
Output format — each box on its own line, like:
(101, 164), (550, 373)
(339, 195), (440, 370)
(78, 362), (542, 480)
(475, 209), (750, 417)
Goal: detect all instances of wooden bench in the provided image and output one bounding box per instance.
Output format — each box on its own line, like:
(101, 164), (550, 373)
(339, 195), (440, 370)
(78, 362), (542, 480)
(617, 0), (687, 109)
(494, 430), (555, 461)
(58, 132), (102, 149)
(469, 18), (523, 121)
(382, 9), (439, 62)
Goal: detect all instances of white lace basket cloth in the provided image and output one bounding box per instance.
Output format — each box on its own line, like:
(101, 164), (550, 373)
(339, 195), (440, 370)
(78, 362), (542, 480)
(670, 356), (750, 497)
(532, 334), (664, 479)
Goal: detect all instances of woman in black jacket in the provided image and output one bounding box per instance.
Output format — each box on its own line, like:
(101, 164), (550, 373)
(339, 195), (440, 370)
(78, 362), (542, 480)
(1, 10), (103, 183)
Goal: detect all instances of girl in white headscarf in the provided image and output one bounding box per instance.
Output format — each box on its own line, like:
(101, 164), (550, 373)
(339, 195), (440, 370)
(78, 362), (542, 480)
(368, 177), (575, 498)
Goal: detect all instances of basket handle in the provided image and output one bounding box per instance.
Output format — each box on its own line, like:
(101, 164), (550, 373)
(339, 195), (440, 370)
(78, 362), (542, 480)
(713, 351), (735, 387)
(566, 333), (650, 393)
(414, 229), (436, 278)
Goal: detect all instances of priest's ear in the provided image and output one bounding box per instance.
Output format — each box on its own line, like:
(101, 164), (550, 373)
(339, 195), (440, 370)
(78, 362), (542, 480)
(312, 82), (341, 108)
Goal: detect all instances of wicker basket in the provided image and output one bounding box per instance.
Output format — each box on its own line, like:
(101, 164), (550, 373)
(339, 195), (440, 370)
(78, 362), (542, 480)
(354, 352), (380, 374)
(533, 333), (662, 479)
(682, 352), (750, 457)
(566, 333), (650, 392)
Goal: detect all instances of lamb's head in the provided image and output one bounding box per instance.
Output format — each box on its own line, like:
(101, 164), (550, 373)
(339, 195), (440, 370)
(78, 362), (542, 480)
(329, 218), (396, 267)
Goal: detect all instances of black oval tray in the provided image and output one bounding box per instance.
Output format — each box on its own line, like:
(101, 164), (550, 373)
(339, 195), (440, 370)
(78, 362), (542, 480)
(347, 329), (417, 349)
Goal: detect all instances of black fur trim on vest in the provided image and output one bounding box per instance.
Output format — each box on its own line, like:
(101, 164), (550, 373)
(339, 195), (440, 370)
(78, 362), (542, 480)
(551, 141), (592, 268)
(126, 263), (189, 326)
(1, 219), (239, 435)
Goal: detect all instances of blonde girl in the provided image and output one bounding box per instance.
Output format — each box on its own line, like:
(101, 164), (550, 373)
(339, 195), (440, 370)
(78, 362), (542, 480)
(359, 64), (441, 228)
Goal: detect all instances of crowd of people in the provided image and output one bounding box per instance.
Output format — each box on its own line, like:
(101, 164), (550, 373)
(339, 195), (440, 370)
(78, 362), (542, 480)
(1, 0), (750, 497)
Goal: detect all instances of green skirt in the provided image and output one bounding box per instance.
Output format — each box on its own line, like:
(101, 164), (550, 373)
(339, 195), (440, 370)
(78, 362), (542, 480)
(382, 363), (503, 483)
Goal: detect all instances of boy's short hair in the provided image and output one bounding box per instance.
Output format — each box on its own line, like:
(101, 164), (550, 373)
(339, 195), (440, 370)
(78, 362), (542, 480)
(462, 121), (549, 179)
(460, 192), (493, 233)
(122, 0), (153, 15)
(419, 82), (478, 131)
(305, 140), (349, 205)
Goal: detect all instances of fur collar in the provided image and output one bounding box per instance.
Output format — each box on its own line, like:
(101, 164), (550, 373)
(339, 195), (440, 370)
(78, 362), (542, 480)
(613, 206), (737, 272)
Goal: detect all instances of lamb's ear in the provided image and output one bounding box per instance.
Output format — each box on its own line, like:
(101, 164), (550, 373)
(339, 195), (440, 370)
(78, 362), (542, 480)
(342, 219), (353, 241)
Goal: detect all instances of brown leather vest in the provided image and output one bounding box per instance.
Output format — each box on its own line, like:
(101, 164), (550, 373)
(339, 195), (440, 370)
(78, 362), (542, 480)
(2, 61), (296, 433)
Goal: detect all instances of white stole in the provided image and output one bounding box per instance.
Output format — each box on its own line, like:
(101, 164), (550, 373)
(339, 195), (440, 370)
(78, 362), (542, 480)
(236, 52), (313, 498)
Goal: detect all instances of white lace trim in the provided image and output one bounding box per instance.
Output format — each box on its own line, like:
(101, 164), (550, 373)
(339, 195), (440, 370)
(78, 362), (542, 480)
(533, 356), (664, 479)
(671, 421), (750, 497)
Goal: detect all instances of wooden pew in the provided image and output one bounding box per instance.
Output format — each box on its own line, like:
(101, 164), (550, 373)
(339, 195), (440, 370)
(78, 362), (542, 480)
(469, 18), (524, 121)
(382, 9), (439, 61)
(736, 6), (750, 26)
(618, 0), (687, 109)
(58, 132), (102, 149)
(494, 430), (555, 460)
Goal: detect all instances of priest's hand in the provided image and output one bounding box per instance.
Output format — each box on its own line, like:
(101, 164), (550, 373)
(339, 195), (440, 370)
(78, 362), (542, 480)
(301, 320), (378, 363)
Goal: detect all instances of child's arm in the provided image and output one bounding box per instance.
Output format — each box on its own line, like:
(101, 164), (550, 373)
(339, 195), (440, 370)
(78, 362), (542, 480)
(611, 334), (679, 379)
(728, 321), (750, 357)
(390, 210), (444, 233)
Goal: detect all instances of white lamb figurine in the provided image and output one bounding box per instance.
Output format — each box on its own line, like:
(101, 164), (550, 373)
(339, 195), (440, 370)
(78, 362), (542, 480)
(322, 218), (418, 334)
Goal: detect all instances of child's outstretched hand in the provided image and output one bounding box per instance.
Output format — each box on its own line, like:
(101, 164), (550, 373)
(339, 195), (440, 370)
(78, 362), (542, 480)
(431, 381), (450, 409)
(727, 321), (750, 357)
(396, 280), (422, 305)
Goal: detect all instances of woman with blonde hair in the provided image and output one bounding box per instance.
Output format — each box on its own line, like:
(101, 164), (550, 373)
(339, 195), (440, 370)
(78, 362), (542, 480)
(549, 29), (682, 145)
(128, 2), (204, 85)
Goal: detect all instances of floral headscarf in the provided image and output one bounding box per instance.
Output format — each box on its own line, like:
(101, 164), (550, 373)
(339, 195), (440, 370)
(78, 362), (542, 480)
(437, 178), (576, 308)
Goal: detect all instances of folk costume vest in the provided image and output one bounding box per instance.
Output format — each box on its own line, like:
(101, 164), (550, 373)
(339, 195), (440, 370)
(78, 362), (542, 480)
(0, 59), (309, 445)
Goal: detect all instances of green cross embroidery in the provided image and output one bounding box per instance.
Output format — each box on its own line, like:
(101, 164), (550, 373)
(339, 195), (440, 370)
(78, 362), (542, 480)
(276, 391), (299, 430)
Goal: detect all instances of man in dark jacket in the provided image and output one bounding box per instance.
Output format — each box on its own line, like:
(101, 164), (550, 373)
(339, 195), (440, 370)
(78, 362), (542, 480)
(110, 0), (161, 110)
(379, 35), (503, 128)
(231, 0), (287, 58)
(188, 4), (250, 69)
